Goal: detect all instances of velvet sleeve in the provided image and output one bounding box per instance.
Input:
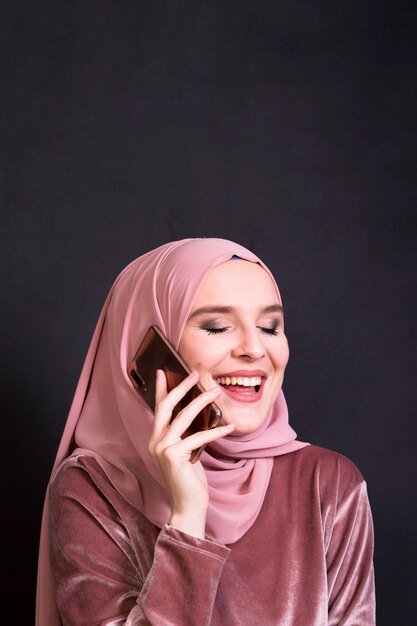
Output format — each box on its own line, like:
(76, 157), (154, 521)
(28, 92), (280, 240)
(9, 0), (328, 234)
(325, 463), (376, 625)
(48, 461), (230, 626)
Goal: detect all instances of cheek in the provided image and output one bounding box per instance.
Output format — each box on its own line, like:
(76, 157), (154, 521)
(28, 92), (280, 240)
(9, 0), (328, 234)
(179, 334), (229, 371)
(272, 337), (290, 369)
(194, 346), (226, 370)
(282, 343), (290, 366)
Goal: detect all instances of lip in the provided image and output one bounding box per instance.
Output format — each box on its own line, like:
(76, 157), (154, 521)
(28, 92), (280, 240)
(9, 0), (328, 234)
(214, 369), (267, 378)
(213, 370), (267, 404)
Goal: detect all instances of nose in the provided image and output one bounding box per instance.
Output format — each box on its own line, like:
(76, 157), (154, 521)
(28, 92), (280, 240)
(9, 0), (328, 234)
(231, 326), (266, 361)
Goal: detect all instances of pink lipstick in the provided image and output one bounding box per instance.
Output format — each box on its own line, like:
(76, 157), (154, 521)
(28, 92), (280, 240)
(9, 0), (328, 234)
(214, 370), (267, 403)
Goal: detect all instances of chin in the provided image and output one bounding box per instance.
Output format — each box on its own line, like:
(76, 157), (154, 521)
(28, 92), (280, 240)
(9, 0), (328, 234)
(228, 420), (267, 436)
(218, 399), (270, 436)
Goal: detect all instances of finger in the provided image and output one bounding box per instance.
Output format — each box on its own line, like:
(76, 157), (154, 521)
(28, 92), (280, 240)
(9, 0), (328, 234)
(150, 370), (169, 444)
(156, 370), (199, 415)
(155, 369), (168, 407)
(167, 386), (222, 440)
(151, 370), (199, 445)
(171, 423), (235, 458)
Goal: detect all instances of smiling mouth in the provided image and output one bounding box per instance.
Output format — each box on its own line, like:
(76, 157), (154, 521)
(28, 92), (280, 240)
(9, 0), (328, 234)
(216, 375), (261, 393)
(214, 375), (265, 402)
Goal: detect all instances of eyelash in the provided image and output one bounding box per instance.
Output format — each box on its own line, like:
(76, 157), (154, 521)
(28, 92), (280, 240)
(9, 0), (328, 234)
(204, 327), (278, 336)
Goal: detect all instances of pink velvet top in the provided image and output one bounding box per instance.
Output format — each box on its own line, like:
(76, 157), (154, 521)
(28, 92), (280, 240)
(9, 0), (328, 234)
(48, 445), (375, 625)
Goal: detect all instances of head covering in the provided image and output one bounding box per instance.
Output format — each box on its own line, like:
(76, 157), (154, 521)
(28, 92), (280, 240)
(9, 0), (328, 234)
(36, 238), (308, 626)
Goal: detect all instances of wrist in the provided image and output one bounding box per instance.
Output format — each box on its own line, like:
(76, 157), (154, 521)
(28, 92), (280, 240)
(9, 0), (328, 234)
(169, 511), (207, 539)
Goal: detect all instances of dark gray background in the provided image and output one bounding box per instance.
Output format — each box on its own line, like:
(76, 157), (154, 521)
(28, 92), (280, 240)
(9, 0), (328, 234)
(2, 1), (416, 623)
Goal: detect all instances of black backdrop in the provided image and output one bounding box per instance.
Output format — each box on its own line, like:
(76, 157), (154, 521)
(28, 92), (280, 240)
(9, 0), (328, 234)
(2, 2), (416, 623)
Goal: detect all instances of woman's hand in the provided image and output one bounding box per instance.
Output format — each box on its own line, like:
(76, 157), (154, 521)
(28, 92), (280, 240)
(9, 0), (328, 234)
(148, 370), (235, 538)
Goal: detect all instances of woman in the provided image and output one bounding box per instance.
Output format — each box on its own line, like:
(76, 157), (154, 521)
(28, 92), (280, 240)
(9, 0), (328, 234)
(36, 238), (375, 625)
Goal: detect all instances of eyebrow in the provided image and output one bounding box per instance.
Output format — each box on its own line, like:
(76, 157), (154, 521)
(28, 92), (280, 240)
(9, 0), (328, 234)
(188, 304), (284, 320)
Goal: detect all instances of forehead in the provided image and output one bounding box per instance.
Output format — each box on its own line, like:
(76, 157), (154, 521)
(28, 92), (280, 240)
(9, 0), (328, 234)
(192, 260), (279, 307)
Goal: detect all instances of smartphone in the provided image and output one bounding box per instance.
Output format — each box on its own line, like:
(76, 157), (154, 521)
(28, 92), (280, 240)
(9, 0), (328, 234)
(127, 325), (222, 463)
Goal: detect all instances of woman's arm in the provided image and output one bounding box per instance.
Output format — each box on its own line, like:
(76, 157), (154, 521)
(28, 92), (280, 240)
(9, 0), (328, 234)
(326, 470), (376, 625)
(49, 372), (234, 626)
(49, 461), (230, 626)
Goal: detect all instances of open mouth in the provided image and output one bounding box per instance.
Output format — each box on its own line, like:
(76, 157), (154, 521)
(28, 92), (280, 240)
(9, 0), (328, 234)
(215, 375), (265, 402)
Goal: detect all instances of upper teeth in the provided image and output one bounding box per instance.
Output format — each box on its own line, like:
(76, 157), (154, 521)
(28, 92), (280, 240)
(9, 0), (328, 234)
(216, 376), (262, 387)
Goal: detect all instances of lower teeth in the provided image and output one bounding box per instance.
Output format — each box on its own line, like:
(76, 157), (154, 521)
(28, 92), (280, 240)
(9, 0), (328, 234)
(221, 384), (260, 393)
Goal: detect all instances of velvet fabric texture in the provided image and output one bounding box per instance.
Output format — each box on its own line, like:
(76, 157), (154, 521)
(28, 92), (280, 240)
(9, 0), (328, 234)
(49, 446), (375, 625)
(37, 239), (310, 626)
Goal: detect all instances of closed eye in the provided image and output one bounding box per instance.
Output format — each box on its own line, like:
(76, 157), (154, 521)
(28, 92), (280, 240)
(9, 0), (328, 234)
(259, 327), (278, 336)
(203, 327), (230, 335)
(203, 326), (278, 336)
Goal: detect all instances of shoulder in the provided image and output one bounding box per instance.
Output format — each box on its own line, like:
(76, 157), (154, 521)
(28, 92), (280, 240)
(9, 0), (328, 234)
(273, 444), (366, 503)
(49, 454), (123, 521)
(48, 454), (148, 558)
(51, 454), (109, 493)
(292, 444), (364, 478)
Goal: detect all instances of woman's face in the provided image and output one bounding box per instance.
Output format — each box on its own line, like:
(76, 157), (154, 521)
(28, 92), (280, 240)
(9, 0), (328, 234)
(178, 260), (289, 435)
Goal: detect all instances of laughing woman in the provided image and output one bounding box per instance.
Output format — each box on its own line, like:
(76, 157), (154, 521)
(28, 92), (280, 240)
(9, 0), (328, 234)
(36, 238), (375, 626)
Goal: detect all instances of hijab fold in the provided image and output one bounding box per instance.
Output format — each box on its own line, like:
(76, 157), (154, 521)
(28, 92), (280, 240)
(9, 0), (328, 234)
(36, 238), (308, 626)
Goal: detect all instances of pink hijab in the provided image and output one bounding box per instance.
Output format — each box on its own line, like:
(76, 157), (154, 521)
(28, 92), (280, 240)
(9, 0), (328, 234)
(36, 238), (308, 626)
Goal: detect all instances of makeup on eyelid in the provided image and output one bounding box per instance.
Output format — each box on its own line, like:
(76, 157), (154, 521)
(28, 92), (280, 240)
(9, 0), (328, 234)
(202, 325), (279, 336)
(197, 313), (283, 337)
